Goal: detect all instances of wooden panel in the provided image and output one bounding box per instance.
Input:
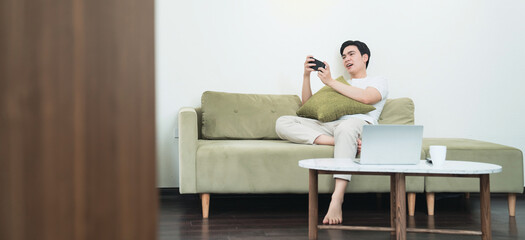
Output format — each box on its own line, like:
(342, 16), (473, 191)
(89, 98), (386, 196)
(0, 0), (156, 239)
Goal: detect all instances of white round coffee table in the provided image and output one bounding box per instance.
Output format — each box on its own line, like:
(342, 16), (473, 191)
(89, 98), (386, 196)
(299, 159), (502, 240)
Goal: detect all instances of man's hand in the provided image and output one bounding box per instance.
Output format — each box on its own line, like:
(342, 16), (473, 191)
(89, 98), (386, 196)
(318, 62), (335, 86)
(304, 55), (315, 76)
(357, 138), (362, 154)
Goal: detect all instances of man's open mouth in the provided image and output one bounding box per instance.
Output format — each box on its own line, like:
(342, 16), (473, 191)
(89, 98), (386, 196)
(346, 63), (353, 68)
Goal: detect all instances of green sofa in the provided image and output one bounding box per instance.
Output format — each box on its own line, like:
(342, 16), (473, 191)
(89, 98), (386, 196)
(178, 91), (523, 218)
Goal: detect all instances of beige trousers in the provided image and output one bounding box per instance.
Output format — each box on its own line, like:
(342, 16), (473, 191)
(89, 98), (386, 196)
(275, 116), (369, 181)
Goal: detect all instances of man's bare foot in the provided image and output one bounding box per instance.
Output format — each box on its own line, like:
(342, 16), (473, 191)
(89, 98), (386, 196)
(323, 198), (343, 224)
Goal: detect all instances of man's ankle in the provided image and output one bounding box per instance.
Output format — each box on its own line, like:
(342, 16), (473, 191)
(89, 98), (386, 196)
(331, 193), (344, 203)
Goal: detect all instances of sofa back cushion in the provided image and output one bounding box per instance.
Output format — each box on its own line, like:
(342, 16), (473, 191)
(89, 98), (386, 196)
(378, 98), (415, 125)
(201, 91), (302, 139)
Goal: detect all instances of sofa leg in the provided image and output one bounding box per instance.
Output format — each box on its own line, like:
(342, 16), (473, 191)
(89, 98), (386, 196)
(408, 193), (416, 216)
(426, 192), (435, 216)
(464, 192), (470, 199)
(508, 193), (516, 217)
(200, 193), (210, 219)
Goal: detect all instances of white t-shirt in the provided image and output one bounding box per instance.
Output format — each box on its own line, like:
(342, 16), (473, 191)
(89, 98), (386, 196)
(338, 76), (389, 125)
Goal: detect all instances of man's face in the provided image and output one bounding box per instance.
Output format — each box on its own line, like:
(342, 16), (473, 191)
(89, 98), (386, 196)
(341, 45), (368, 75)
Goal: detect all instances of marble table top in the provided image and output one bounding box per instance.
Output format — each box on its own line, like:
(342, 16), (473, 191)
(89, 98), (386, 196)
(299, 159), (502, 175)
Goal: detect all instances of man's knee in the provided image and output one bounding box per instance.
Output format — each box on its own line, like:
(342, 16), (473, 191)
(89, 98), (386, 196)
(334, 119), (364, 138)
(275, 116), (295, 135)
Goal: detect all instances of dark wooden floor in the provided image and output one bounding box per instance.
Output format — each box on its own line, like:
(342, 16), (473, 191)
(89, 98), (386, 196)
(159, 190), (525, 240)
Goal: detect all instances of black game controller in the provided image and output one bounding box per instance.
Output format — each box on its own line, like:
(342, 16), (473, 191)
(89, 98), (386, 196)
(309, 57), (326, 71)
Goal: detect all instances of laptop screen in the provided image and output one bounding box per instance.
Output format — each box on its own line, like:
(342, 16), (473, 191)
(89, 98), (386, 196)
(359, 125), (423, 165)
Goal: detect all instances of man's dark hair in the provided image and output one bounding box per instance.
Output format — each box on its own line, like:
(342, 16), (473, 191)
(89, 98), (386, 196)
(340, 40), (371, 68)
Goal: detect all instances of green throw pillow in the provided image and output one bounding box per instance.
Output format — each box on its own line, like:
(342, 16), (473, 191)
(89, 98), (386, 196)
(296, 76), (375, 122)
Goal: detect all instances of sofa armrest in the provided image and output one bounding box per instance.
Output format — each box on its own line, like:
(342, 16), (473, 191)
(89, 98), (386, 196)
(178, 107), (198, 193)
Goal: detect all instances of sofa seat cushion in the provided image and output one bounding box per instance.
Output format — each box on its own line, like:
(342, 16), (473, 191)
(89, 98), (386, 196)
(423, 138), (524, 193)
(195, 140), (424, 193)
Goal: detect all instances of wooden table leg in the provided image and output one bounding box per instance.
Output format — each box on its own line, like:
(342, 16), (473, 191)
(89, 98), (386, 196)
(480, 174), (492, 240)
(390, 174), (396, 236)
(395, 173), (407, 240)
(309, 169), (318, 240)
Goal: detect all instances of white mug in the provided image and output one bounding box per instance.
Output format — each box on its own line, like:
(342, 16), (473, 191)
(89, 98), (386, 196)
(429, 145), (447, 166)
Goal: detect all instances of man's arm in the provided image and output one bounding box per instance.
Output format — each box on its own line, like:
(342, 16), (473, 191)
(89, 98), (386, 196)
(317, 62), (382, 105)
(301, 55), (316, 104)
(326, 81), (382, 105)
(302, 74), (313, 104)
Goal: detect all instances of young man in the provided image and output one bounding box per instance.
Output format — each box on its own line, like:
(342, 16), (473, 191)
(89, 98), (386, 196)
(275, 40), (388, 225)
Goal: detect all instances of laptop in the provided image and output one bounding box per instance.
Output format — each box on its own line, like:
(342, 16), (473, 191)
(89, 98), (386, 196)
(357, 125), (424, 165)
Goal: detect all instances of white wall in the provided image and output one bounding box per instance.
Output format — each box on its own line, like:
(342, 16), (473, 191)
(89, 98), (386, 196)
(156, 0), (525, 187)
